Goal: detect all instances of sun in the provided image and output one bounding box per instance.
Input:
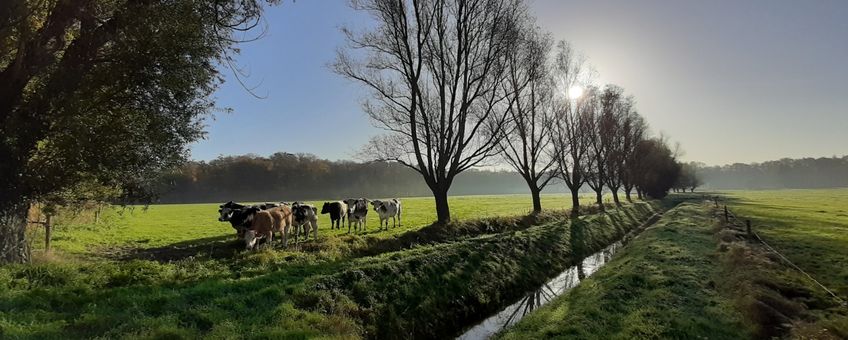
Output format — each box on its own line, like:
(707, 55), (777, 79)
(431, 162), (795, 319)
(568, 85), (584, 99)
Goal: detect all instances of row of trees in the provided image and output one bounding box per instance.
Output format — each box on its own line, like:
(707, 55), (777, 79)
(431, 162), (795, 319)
(339, 0), (683, 221)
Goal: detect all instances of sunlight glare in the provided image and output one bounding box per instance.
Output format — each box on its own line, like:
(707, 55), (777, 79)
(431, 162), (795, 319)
(568, 85), (584, 99)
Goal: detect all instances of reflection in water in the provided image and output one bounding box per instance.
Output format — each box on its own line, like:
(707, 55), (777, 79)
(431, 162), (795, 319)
(457, 241), (622, 340)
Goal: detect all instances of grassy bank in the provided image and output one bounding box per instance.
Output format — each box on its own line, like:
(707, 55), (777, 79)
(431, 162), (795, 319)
(719, 189), (848, 338)
(0, 200), (661, 339)
(295, 202), (660, 339)
(498, 202), (750, 339)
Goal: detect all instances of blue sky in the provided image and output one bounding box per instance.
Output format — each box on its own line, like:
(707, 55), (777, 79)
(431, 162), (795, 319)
(190, 0), (848, 166)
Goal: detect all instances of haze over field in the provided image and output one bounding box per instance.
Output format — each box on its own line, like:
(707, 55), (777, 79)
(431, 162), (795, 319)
(194, 0), (848, 166)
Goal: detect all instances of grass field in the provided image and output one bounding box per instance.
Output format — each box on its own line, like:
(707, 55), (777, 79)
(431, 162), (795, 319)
(498, 202), (751, 339)
(1, 194), (664, 339)
(39, 194), (601, 255)
(722, 188), (848, 298)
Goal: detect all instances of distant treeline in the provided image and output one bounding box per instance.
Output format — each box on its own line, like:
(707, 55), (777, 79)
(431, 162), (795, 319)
(695, 156), (848, 190)
(157, 153), (571, 203)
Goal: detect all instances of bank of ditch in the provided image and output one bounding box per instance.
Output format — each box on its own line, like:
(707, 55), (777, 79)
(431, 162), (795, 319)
(496, 202), (750, 339)
(294, 201), (663, 339)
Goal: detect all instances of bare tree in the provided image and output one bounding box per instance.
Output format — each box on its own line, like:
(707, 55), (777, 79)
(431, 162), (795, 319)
(599, 85), (626, 206)
(620, 109), (647, 201)
(496, 18), (556, 213)
(551, 41), (592, 216)
(336, 0), (523, 223)
(582, 86), (607, 210)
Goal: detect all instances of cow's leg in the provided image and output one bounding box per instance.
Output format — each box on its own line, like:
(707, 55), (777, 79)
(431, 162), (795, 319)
(283, 222), (289, 247)
(313, 219), (318, 240)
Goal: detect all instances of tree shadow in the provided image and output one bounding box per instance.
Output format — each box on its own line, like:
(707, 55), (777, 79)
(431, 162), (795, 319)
(118, 235), (243, 262)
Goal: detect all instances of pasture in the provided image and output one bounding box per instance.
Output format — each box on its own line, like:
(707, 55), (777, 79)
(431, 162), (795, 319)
(36, 194), (597, 256)
(1, 193), (662, 339)
(722, 188), (848, 298)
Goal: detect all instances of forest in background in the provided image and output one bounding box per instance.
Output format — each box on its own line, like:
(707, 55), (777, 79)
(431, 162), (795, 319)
(156, 153), (559, 203)
(695, 156), (848, 190)
(156, 153), (848, 204)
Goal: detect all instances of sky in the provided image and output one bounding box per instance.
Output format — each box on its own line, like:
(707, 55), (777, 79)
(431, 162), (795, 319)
(190, 0), (848, 166)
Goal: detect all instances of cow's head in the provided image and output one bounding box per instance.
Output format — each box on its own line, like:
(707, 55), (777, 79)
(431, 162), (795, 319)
(218, 201), (244, 221)
(321, 202), (331, 214)
(344, 199), (357, 215)
(370, 200), (383, 212)
(244, 230), (258, 250)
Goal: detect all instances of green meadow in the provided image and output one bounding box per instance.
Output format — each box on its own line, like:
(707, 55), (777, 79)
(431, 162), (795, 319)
(40, 194), (598, 255)
(2, 193), (661, 339)
(722, 188), (848, 298)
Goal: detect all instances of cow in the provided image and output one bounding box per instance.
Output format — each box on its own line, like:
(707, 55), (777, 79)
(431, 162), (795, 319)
(321, 201), (347, 230)
(243, 209), (274, 249)
(291, 202), (319, 243)
(371, 199), (402, 230)
(218, 202), (256, 239)
(343, 198), (369, 233)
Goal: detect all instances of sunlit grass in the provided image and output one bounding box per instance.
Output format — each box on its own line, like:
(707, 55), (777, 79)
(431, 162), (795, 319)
(721, 188), (848, 297)
(39, 193), (608, 255)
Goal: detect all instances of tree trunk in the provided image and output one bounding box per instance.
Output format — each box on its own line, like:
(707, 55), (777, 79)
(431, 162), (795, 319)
(637, 189), (643, 200)
(595, 190), (604, 211)
(625, 188), (633, 202)
(612, 189), (621, 206)
(433, 186), (451, 224)
(569, 188), (580, 217)
(530, 185), (542, 214)
(0, 203), (31, 264)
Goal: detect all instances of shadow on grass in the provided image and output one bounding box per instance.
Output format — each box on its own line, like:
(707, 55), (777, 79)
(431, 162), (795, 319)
(117, 235), (243, 262)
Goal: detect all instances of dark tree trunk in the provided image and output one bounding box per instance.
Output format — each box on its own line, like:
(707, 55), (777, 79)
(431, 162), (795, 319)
(0, 203), (31, 264)
(612, 189), (621, 206)
(595, 190), (604, 211)
(432, 186), (451, 224)
(637, 189), (643, 200)
(529, 185), (542, 214)
(569, 188), (580, 217)
(625, 187), (633, 202)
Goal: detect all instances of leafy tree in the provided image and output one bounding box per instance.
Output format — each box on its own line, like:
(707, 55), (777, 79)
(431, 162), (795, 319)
(0, 0), (276, 263)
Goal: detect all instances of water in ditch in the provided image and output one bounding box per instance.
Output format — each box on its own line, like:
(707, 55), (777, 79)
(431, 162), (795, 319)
(457, 240), (623, 340)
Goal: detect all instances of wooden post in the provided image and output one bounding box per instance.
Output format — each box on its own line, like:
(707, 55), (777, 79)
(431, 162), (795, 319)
(746, 220), (752, 237)
(44, 214), (52, 252)
(724, 206), (728, 222)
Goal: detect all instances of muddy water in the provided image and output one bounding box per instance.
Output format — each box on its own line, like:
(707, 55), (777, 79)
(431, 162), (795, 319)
(457, 241), (622, 340)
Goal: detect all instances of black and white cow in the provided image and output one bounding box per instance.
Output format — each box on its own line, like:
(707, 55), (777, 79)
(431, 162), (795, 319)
(290, 202), (319, 243)
(371, 198), (402, 230)
(321, 201), (347, 230)
(343, 198), (369, 233)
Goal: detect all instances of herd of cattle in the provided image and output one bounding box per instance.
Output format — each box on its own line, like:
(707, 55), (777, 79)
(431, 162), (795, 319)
(217, 198), (402, 249)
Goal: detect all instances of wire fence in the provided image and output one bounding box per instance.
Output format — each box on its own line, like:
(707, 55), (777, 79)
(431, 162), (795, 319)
(712, 196), (847, 308)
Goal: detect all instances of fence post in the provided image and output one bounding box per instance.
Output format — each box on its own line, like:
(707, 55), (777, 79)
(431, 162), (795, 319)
(724, 206), (728, 222)
(746, 220), (752, 237)
(44, 214), (52, 252)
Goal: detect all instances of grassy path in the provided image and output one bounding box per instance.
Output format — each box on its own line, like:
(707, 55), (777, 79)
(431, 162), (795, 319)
(498, 202), (750, 339)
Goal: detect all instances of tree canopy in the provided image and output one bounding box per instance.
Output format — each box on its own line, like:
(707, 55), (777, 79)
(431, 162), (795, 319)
(0, 0), (277, 263)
